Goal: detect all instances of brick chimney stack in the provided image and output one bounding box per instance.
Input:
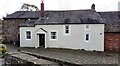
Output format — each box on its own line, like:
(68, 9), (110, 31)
(91, 3), (95, 10)
(41, 0), (44, 17)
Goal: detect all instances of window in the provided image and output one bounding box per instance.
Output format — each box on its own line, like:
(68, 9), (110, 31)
(51, 32), (57, 40)
(86, 34), (89, 41)
(65, 25), (69, 34)
(26, 31), (31, 39)
(86, 25), (89, 29)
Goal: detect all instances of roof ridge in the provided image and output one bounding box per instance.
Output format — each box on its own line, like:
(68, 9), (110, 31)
(14, 9), (94, 12)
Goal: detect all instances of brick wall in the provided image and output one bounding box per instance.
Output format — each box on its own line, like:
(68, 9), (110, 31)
(2, 19), (26, 44)
(104, 33), (120, 52)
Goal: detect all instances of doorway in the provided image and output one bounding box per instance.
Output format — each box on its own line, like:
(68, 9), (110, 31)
(39, 34), (45, 48)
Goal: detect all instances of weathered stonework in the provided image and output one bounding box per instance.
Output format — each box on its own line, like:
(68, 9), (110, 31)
(104, 33), (120, 52)
(2, 19), (26, 44)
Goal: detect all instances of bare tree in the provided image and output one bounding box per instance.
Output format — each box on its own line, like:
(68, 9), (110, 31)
(20, 3), (39, 11)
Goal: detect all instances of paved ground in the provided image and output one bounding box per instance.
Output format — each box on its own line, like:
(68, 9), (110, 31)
(6, 44), (18, 54)
(21, 48), (119, 65)
(6, 44), (119, 65)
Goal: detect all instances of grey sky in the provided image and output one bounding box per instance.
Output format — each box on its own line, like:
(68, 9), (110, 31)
(0, 0), (119, 19)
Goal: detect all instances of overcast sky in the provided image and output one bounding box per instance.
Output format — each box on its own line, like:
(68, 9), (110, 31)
(0, 0), (119, 19)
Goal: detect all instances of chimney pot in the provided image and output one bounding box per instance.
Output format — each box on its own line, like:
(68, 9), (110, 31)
(41, 0), (44, 17)
(91, 3), (95, 10)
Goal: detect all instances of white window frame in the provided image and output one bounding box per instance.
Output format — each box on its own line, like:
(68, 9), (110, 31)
(25, 30), (32, 40)
(64, 25), (70, 35)
(50, 30), (58, 40)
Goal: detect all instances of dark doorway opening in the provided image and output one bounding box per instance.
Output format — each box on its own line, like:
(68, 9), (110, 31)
(17, 34), (20, 47)
(39, 34), (45, 48)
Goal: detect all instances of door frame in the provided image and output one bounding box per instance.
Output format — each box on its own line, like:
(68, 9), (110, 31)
(37, 33), (46, 48)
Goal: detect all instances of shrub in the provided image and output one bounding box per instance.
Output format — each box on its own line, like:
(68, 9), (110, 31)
(0, 44), (7, 55)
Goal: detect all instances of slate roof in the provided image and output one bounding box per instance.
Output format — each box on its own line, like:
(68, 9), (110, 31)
(35, 9), (104, 25)
(19, 20), (36, 27)
(98, 11), (120, 32)
(3, 11), (40, 19)
(3, 10), (120, 32)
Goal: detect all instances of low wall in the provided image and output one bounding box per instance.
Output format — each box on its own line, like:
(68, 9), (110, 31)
(4, 53), (60, 66)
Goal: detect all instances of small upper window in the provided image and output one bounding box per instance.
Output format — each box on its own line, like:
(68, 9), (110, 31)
(26, 31), (31, 39)
(65, 25), (69, 34)
(86, 25), (89, 29)
(51, 32), (57, 40)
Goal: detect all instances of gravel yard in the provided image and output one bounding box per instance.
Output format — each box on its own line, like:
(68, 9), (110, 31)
(20, 48), (119, 65)
(5, 44), (119, 66)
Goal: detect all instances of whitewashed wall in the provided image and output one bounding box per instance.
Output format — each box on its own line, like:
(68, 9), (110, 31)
(20, 24), (104, 51)
(20, 27), (35, 47)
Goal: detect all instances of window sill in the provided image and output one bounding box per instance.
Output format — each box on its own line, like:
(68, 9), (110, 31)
(50, 39), (57, 41)
(26, 39), (32, 40)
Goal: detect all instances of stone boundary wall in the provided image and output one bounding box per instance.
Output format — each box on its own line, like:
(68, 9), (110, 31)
(2, 19), (25, 44)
